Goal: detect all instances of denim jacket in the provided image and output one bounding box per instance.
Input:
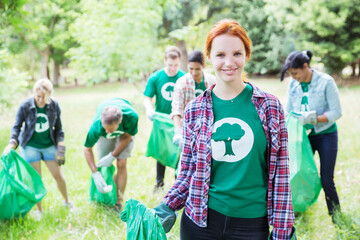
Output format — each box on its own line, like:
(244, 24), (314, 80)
(286, 69), (342, 133)
(10, 97), (64, 148)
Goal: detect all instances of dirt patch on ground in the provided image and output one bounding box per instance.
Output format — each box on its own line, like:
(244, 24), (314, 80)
(332, 75), (360, 87)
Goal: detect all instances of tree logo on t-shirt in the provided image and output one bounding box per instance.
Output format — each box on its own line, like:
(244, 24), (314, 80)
(212, 123), (245, 156)
(195, 89), (204, 97)
(35, 113), (49, 132)
(161, 82), (175, 101)
(106, 130), (124, 139)
(211, 118), (254, 162)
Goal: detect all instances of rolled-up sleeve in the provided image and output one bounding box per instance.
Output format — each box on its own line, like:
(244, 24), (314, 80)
(170, 78), (186, 119)
(270, 102), (295, 240)
(324, 78), (342, 123)
(163, 104), (195, 211)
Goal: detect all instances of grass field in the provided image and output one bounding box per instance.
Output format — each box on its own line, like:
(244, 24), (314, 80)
(0, 78), (359, 239)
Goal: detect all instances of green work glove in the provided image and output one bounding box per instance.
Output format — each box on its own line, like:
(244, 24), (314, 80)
(154, 203), (177, 233)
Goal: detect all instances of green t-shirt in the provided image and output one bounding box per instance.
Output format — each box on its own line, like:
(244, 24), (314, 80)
(143, 69), (185, 114)
(301, 82), (337, 135)
(195, 77), (207, 97)
(84, 98), (139, 148)
(208, 84), (268, 218)
(300, 82), (310, 112)
(27, 105), (53, 149)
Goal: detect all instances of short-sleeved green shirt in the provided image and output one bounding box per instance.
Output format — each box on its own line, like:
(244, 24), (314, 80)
(27, 105), (53, 149)
(208, 84), (268, 218)
(84, 98), (139, 148)
(143, 69), (185, 114)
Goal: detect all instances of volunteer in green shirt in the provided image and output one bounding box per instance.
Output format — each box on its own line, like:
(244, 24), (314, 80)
(281, 50), (342, 222)
(84, 98), (138, 210)
(5, 78), (72, 220)
(143, 46), (185, 190)
(209, 84), (268, 218)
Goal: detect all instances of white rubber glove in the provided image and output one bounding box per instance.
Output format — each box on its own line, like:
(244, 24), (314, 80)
(292, 111), (317, 125)
(172, 128), (182, 146)
(146, 108), (155, 121)
(92, 171), (113, 193)
(96, 152), (115, 167)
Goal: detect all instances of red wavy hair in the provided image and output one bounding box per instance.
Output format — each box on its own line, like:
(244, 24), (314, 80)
(205, 19), (252, 60)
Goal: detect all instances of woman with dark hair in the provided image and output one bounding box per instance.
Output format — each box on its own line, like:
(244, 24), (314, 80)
(155, 19), (296, 240)
(281, 50), (342, 221)
(171, 50), (215, 146)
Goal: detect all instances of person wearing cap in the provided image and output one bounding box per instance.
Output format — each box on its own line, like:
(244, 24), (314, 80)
(84, 98), (138, 210)
(171, 50), (216, 147)
(281, 50), (342, 221)
(144, 46), (186, 190)
(4, 78), (72, 220)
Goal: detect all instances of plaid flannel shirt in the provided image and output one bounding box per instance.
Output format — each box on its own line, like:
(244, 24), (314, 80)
(170, 72), (216, 119)
(162, 83), (295, 240)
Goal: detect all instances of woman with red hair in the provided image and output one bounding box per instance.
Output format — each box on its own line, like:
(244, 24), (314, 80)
(155, 19), (296, 240)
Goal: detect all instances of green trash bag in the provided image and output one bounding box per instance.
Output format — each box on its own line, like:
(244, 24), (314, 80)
(145, 112), (181, 169)
(89, 165), (117, 206)
(0, 150), (47, 220)
(120, 198), (167, 240)
(286, 115), (322, 212)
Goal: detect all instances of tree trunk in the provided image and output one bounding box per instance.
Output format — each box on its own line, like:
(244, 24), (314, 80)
(53, 61), (60, 87)
(351, 62), (356, 77)
(40, 46), (50, 79)
(176, 40), (188, 72)
(62, 61), (68, 83)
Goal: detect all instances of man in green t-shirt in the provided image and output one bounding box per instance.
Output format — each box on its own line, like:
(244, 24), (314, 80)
(84, 98), (138, 209)
(143, 46), (185, 190)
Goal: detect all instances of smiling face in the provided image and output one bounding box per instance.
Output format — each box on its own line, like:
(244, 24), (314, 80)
(288, 63), (311, 83)
(164, 57), (180, 77)
(208, 34), (246, 84)
(34, 90), (48, 108)
(188, 62), (203, 83)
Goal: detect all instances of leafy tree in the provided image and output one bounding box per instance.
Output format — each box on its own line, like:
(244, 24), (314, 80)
(266, 0), (360, 75)
(2, 0), (80, 85)
(213, 123), (245, 156)
(161, 0), (229, 70)
(165, 85), (174, 97)
(0, 49), (29, 111)
(67, 0), (164, 83)
(37, 116), (47, 129)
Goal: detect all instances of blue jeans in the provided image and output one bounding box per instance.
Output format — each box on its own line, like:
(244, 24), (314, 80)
(20, 145), (56, 163)
(308, 131), (340, 215)
(180, 208), (269, 240)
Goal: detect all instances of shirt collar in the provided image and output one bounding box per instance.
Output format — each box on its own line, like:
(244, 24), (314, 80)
(203, 82), (266, 99)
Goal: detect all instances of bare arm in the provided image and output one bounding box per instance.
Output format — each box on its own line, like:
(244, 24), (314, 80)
(112, 133), (132, 157)
(173, 115), (183, 129)
(84, 147), (97, 173)
(317, 115), (329, 123)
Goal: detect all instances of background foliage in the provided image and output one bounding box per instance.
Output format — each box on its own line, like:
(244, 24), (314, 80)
(1, 0), (359, 93)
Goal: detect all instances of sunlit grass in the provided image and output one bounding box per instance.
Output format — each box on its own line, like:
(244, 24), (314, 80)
(0, 79), (359, 239)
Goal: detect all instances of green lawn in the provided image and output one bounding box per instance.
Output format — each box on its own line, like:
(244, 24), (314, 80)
(0, 79), (359, 239)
